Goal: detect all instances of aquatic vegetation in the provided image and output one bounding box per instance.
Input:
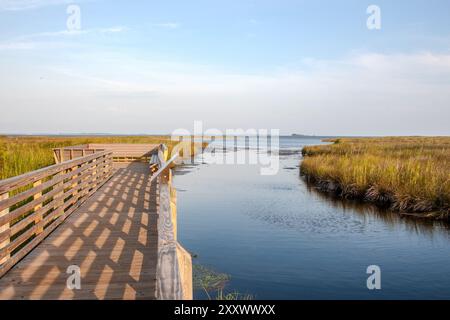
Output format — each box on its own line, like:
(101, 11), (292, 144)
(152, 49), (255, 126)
(215, 290), (253, 300)
(193, 264), (230, 292)
(192, 264), (253, 300)
(301, 137), (450, 220)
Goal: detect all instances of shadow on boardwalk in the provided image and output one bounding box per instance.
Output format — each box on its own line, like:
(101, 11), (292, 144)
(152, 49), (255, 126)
(0, 163), (159, 300)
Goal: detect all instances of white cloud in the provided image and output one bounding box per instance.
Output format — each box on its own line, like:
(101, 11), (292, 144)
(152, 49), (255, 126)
(100, 26), (128, 33)
(153, 22), (180, 29)
(1, 50), (450, 135)
(27, 26), (128, 38)
(0, 26), (128, 51)
(0, 41), (36, 50)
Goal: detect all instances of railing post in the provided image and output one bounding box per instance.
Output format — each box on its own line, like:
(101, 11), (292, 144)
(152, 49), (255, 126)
(54, 171), (65, 218)
(33, 180), (43, 235)
(71, 164), (80, 199)
(0, 192), (10, 265)
(107, 153), (113, 177)
(91, 157), (98, 190)
(52, 149), (60, 164)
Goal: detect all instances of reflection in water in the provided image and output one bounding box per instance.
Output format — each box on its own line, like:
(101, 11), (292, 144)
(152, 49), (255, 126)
(303, 180), (450, 237)
(175, 137), (450, 300)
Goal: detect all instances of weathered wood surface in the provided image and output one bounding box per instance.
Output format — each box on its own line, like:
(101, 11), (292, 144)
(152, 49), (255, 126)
(0, 151), (114, 278)
(0, 144), (192, 300)
(154, 158), (192, 300)
(53, 144), (160, 163)
(0, 162), (158, 299)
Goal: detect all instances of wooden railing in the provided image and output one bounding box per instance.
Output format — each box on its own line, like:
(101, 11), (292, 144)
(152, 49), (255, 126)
(0, 143), (193, 299)
(53, 143), (160, 163)
(52, 147), (101, 163)
(151, 150), (193, 300)
(0, 151), (114, 277)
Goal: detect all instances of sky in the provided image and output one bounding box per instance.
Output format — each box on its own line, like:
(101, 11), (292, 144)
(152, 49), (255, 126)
(0, 0), (449, 136)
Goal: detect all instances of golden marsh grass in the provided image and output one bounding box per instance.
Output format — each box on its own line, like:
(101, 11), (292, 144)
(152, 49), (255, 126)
(0, 135), (179, 180)
(301, 137), (450, 219)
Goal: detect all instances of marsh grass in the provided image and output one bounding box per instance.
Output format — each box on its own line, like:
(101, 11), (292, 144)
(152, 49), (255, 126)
(214, 290), (253, 300)
(193, 264), (230, 292)
(301, 137), (450, 219)
(193, 264), (253, 300)
(0, 135), (181, 180)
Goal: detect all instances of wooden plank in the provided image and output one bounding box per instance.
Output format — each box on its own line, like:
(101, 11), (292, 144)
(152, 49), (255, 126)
(0, 159), (112, 227)
(0, 154), (113, 268)
(33, 180), (43, 235)
(0, 155), (112, 213)
(0, 151), (111, 194)
(53, 149), (60, 164)
(0, 192), (9, 265)
(0, 145), (192, 300)
(150, 154), (178, 183)
(0, 162), (158, 299)
(0, 166), (112, 261)
(155, 165), (192, 300)
(176, 243), (193, 300)
(60, 144), (160, 160)
(0, 167), (114, 278)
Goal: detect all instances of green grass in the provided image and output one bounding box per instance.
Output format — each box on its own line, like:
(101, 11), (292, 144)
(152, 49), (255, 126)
(193, 264), (253, 300)
(214, 290), (253, 300)
(301, 137), (450, 219)
(193, 264), (230, 292)
(0, 135), (181, 180)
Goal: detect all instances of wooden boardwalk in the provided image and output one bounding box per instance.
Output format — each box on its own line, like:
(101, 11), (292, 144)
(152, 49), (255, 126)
(0, 145), (192, 300)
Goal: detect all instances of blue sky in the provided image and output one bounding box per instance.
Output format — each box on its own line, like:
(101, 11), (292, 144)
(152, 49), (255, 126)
(0, 0), (449, 135)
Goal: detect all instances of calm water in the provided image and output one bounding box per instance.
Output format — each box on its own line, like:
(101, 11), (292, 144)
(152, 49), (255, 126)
(174, 137), (450, 300)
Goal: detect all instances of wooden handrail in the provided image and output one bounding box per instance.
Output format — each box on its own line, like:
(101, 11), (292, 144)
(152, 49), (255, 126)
(0, 151), (114, 278)
(153, 146), (192, 299)
(150, 154), (178, 182)
(53, 144), (160, 163)
(0, 151), (111, 194)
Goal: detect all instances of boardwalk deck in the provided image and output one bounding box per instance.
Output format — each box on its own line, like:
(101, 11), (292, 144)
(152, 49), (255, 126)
(0, 162), (159, 300)
(0, 144), (192, 300)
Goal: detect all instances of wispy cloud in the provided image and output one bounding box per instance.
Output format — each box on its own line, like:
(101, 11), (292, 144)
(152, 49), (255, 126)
(0, 41), (36, 50)
(153, 22), (180, 29)
(0, 0), (74, 11)
(0, 26), (129, 51)
(101, 26), (128, 33)
(1, 50), (449, 134)
(28, 26), (129, 38)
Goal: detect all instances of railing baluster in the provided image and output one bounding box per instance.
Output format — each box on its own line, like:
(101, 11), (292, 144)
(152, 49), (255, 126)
(33, 180), (43, 235)
(91, 157), (98, 190)
(0, 150), (114, 278)
(0, 192), (9, 265)
(54, 171), (65, 220)
(71, 164), (80, 198)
